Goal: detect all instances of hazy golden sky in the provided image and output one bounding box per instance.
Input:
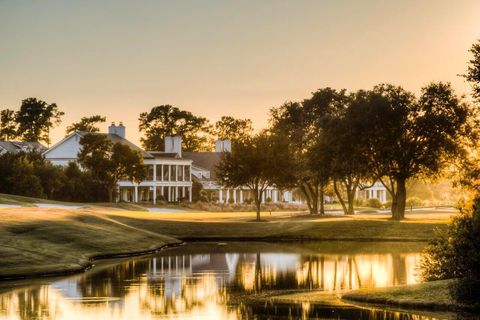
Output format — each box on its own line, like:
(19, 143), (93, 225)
(1, 0), (480, 146)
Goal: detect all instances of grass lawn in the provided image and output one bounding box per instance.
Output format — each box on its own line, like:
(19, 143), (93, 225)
(0, 203), (454, 278)
(341, 280), (471, 312)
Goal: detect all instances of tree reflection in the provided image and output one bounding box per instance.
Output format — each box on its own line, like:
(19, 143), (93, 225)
(0, 247), (424, 320)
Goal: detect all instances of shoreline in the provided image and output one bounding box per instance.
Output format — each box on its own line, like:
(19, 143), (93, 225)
(0, 241), (184, 281)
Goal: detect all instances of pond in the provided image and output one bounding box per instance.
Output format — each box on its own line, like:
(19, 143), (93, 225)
(0, 241), (473, 319)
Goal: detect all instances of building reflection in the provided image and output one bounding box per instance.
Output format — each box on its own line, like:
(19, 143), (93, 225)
(0, 249), (423, 320)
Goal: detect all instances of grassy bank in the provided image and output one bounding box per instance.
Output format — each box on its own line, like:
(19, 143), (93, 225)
(0, 204), (453, 279)
(341, 280), (478, 312)
(102, 208), (452, 242)
(0, 207), (180, 279)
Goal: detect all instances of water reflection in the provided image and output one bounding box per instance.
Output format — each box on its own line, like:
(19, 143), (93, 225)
(0, 242), (463, 320)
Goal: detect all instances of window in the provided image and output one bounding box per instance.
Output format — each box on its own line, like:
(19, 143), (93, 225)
(170, 165), (177, 181)
(185, 166), (190, 181)
(156, 165), (162, 181)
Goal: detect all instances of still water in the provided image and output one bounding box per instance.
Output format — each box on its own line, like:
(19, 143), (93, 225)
(0, 242), (471, 320)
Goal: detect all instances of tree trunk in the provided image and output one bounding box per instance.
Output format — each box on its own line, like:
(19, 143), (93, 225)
(255, 188), (262, 221)
(393, 177), (407, 220)
(300, 184), (314, 214)
(311, 184), (319, 214)
(108, 187), (113, 203)
(333, 181), (348, 215)
(319, 184), (325, 215)
(347, 190), (355, 215)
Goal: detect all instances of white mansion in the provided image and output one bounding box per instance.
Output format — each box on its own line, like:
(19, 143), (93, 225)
(42, 123), (292, 204)
(41, 123), (387, 205)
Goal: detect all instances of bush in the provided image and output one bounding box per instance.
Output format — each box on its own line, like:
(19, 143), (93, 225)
(227, 197), (234, 204)
(354, 198), (365, 206)
(406, 196), (424, 207)
(265, 197), (272, 203)
(366, 198), (382, 208)
(421, 197), (480, 303)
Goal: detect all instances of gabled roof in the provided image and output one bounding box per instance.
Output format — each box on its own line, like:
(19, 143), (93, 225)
(0, 141), (47, 154)
(182, 152), (224, 179)
(44, 131), (154, 159)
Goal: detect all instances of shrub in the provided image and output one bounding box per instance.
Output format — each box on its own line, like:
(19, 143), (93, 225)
(228, 197), (234, 204)
(354, 197), (365, 206)
(421, 197), (480, 303)
(406, 196), (424, 207)
(366, 198), (382, 208)
(266, 197), (272, 203)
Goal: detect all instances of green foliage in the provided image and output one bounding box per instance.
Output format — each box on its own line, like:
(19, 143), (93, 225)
(465, 40), (480, 102)
(0, 109), (17, 140)
(78, 134), (146, 202)
(354, 197), (365, 206)
(139, 105), (211, 151)
(0, 152), (43, 197)
(270, 88), (352, 215)
(216, 131), (296, 220)
(421, 197), (480, 303)
(192, 177), (203, 202)
(406, 196), (424, 207)
(66, 115), (106, 134)
(16, 97), (64, 145)
(214, 116), (253, 142)
(0, 151), (109, 202)
(366, 198), (382, 208)
(349, 83), (471, 219)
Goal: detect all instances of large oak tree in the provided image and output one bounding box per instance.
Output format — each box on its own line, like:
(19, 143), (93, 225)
(16, 97), (64, 145)
(216, 132), (295, 221)
(139, 105), (211, 152)
(352, 83), (472, 220)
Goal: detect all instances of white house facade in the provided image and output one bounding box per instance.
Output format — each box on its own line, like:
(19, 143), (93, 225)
(356, 181), (388, 203)
(43, 123), (193, 204)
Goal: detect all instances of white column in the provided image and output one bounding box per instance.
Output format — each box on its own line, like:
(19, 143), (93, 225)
(226, 189), (230, 203)
(219, 189), (223, 203)
(189, 187), (192, 202)
(176, 186), (179, 201)
(161, 165), (164, 181)
(182, 166), (185, 182)
(233, 189), (237, 203)
(168, 165), (171, 181)
(134, 185), (138, 203)
(239, 189), (244, 204)
(160, 186), (164, 197)
(153, 164), (157, 181)
(153, 186), (157, 205)
(261, 190), (265, 203)
(167, 186), (171, 202)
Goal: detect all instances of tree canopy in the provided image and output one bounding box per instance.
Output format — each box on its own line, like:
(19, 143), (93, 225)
(16, 97), (64, 145)
(214, 116), (253, 142)
(66, 115), (106, 134)
(352, 83), (472, 219)
(78, 134), (146, 202)
(139, 105), (211, 152)
(0, 109), (17, 140)
(216, 132), (295, 221)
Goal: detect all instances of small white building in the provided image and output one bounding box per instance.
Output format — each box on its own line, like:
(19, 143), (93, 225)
(356, 181), (388, 203)
(183, 139), (294, 204)
(43, 123), (193, 203)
